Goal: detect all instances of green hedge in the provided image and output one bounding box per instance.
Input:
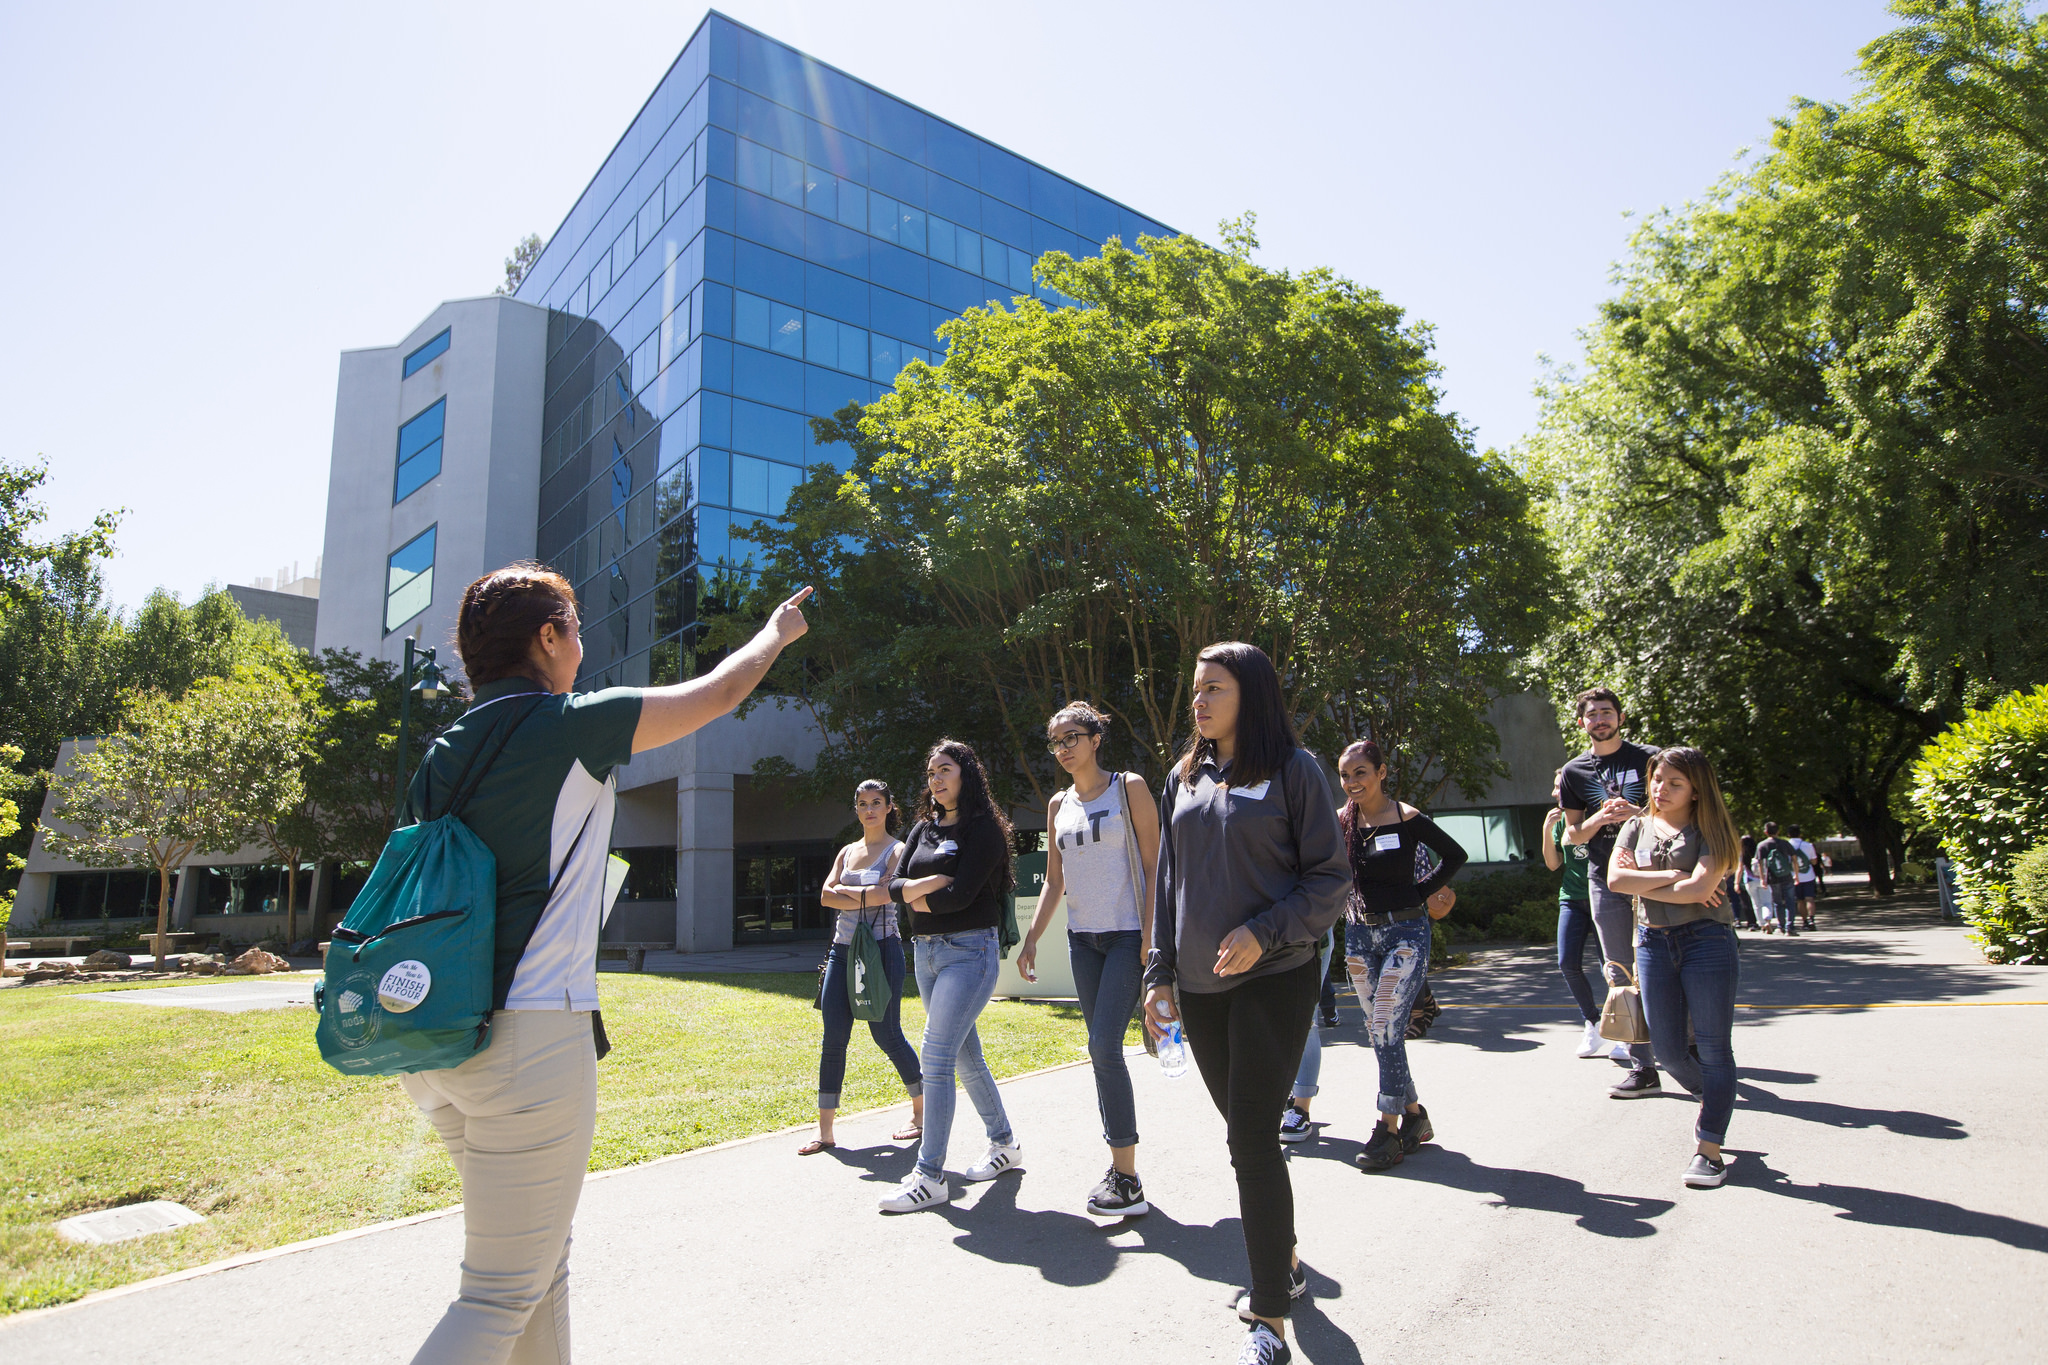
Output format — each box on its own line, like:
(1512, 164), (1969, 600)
(1910, 684), (2048, 963)
(1443, 866), (1563, 943)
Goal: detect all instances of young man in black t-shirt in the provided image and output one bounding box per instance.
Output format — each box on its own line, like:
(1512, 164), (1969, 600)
(1559, 687), (1664, 1097)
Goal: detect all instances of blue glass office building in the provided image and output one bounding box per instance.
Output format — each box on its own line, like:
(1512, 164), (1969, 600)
(512, 11), (1173, 689)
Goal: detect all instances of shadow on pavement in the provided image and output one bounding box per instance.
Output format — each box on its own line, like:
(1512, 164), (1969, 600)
(1729, 1151), (2048, 1253)
(1736, 1081), (1968, 1140)
(1293, 1139), (1675, 1237)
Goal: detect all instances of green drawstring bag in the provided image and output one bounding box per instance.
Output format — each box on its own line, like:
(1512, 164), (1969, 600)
(848, 908), (890, 1022)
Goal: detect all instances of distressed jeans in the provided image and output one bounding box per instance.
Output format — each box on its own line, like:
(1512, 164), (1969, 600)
(1345, 917), (1431, 1115)
(912, 927), (1014, 1180)
(1636, 919), (1741, 1145)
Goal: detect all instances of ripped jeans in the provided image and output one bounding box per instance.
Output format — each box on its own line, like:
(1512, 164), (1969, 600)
(1345, 916), (1431, 1116)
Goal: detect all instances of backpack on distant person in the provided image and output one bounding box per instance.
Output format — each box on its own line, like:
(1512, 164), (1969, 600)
(1763, 842), (1795, 882)
(1793, 846), (1813, 876)
(314, 699), (547, 1077)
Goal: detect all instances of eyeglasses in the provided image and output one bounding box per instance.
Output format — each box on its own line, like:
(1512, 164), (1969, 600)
(1046, 732), (1093, 754)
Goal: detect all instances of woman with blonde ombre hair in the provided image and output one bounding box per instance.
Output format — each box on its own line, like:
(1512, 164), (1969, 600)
(1603, 745), (1744, 1190)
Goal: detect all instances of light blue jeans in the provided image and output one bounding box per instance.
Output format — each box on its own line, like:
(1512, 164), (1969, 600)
(912, 927), (1014, 1180)
(1291, 927), (1337, 1099)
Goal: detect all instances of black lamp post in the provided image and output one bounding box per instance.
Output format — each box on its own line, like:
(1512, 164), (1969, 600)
(394, 637), (448, 829)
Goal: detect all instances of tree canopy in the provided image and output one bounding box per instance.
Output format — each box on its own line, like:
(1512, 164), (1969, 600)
(723, 218), (1554, 813)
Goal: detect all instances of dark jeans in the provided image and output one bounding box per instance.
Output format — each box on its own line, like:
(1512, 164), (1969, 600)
(1768, 879), (1797, 933)
(817, 936), (922, 1110)
(1728, 880), (1758, 928)
(1069, 929), (1143, 1149)
(1179, 957), (1321, 1321)
(1636, 919), (1740, 1145)
(1556, 898), (1600, 1023)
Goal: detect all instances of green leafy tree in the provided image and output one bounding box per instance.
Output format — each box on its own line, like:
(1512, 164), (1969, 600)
(1524, 1), (2048, 891)
(239, 655), (329, 945)
(0, 744), (25, 963)
(1910, 683), (2048, 962)
(725, 217), (1553, 812)
(303, 648), (467, 865)
(43, 678), (306, 967)
(495, 233), (545, 295)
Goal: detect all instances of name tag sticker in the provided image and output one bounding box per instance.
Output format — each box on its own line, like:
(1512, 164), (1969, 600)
(1232, 780), (1272, 801)
(938, 840), (959, 855)
(1374, 832), (1402, 853)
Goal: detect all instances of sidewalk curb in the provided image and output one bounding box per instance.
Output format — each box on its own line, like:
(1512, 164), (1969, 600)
(0, 1052), (1110, 1331)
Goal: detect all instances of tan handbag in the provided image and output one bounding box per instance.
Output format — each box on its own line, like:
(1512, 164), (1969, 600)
(1599, 961), (1650, 1044)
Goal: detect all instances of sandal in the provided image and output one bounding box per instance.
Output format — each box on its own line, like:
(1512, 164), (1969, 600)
(797, 1138), (835, 1156)
(891, 1124), (923, 1143)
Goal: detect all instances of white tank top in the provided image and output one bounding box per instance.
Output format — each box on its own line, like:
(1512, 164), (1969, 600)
(1053, 774), (1143, 933)
(833, 839), (902, 945)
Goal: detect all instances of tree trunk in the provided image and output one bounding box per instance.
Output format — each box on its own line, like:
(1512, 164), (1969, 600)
(154, 863), (173, 969)
(1844, 818), (1895, 896)
(285, 861), (299, 948)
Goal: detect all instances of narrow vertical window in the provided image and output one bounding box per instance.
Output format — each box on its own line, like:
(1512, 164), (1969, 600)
(385, 526), (437, 633)
(394, 398), (446, 503)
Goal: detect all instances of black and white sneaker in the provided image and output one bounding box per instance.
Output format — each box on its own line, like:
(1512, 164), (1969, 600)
(1086, 1166), (1148, 1217)
(1684, 1153), (1728, 1188)
(962, 1142), (1023, 1182)
(1610, 1068), (1663, 1099)
(1236, 1262), (1307, 1321)
(1235, 1321), (1292, 1364)
(878, 1173), (952, 1213)
(1278, 1103), (1313, 1144)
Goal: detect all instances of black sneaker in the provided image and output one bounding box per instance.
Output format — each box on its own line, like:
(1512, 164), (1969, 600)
(1278, 1103), (1313, 1144)
(1355, 1123), (1405, 1171)
(1234, 1321), (1292, 1364)
(1236, 1261), (1307, 1320)
(1318, 1009), (1339, 1029)
(1399, 1104), (1434, 1153)
(1610, 1067), (1663, 1099)
(1684, 1152), (1728, 1188)
(1085, 1166), (1148, 1217)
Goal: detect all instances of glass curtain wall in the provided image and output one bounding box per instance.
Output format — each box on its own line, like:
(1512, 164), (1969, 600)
(517, 13), (1172, 689)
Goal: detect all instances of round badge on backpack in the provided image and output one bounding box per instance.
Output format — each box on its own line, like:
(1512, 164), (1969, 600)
(378, 960), (432, 1013)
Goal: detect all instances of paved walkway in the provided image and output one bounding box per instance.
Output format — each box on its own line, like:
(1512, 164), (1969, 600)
(8, 895), (2044, 1363)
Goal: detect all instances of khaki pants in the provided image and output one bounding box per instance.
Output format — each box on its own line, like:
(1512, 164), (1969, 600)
(402, 1010), (597, 1365)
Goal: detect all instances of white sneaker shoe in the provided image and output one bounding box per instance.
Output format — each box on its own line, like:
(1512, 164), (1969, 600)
(962, 1142), (1024, 1182)
(1576, 1021), (1607, 1058)
(878, 1172), (952, 1213)
(1609, 1040), (1633, 1064)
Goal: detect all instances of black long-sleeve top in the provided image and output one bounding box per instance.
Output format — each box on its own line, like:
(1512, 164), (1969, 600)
(1343, 804), (1468, 919)
(888, 814), (1008, 936)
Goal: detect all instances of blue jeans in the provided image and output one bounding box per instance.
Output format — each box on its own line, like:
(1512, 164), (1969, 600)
(818, 935), (922, 1109)
(1069, 929), (1143, 1149)
(1292, 928), (1337, 1098)
(1769, 879), (1797, 932)
(1590, 869), (1657, 1070)
(1636, 919), (1740, 1145)
(912, 928), (1013, 1179)
(1556, 898), (1599, 1023)
(1345, 917), (1430, 1115)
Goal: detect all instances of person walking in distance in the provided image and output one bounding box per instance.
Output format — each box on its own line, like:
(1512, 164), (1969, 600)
(1016, 702), (1159, 1218)
(1789, 825), (1821, 930)
(1336, 740), (1469, 1172)
(1542, 766), (1606, 1056)
(1605, 747), (1745, 1188)
(878, 740), (1024, 1213)
(1756, 822), (1800, 937)
(1733, 833), (1763, 930)
(1558, 688), (1667, 1096)
(801, 781), (924, 1157)
(1143, 643), (1349, 1365)
(400, 564), (811, 1365)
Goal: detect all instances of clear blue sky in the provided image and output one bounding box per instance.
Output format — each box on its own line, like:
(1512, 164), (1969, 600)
(2, 0), (1898, 614)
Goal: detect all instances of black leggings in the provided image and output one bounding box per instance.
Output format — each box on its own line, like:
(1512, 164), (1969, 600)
(1178, 957), (1322, 1320)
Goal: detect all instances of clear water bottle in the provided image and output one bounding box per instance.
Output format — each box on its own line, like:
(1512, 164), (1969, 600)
(1158, 1014), (1189, 1080)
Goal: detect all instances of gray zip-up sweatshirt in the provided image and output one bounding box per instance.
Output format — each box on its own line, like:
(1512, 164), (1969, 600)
(1145, 748), (1349, 995)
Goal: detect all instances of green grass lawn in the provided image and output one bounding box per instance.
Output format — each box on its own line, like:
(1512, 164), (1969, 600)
(1, 971), (1131, 1315)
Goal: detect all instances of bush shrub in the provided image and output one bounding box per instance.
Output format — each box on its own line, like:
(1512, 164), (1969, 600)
(1910, 683), (2048, 963)
(2014, 844), (2048, 921)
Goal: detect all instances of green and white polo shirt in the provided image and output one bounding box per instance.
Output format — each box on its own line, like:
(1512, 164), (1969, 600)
(404, 677), (643, 1012)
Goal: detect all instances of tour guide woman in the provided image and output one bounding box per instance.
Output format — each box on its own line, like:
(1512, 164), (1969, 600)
(400, 562), (809, 1364)
(1144, 642), (1349, 1365)
(878, 739), (1025, 1213)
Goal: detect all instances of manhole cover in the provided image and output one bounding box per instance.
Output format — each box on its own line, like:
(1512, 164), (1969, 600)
(57, 1200), (206, 1245)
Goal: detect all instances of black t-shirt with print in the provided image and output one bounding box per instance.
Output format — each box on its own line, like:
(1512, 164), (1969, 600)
(1560, 739), (1656, 870)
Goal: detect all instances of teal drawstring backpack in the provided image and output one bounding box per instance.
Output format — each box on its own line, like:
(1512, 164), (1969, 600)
(314, 700), (538, 1076)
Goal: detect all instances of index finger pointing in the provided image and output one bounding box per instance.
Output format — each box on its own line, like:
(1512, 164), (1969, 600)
(785, 585), (815, 608)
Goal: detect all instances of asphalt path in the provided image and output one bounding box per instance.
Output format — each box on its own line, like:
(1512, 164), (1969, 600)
(7, 893), (2043, 1363)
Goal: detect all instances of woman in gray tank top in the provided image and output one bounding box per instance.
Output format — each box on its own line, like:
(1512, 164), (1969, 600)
(1017, 702), (1159, 1219)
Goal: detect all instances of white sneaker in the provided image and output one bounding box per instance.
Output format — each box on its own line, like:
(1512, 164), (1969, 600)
(962, 1142), (1024, 1182)
(1576, 1021), (1607, 1058)
(1609, 1040), (1633, 1064)
(878, 1173), (951, 1213)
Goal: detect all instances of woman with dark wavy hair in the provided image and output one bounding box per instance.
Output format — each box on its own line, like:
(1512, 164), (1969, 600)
(877, 739), (1024, 1213)
(1142, 642), (1349, 1365)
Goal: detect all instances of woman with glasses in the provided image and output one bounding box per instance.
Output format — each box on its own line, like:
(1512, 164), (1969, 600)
(799, 779), (925, 1157)
(1017, 702), (1159, 1217)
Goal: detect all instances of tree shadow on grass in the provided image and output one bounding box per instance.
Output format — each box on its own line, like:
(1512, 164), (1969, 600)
(1728, 1150), (2048, 1253)
(1293, 1138), (1674, 1238)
